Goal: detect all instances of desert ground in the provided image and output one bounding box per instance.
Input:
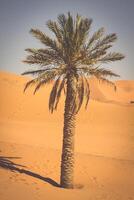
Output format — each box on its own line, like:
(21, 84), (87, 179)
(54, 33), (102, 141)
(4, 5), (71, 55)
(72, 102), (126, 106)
(0, 70), (134, 200)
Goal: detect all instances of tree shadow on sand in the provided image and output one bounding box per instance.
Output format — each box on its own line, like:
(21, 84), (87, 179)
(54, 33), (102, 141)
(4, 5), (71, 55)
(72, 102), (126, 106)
(0, 156), (60, 187)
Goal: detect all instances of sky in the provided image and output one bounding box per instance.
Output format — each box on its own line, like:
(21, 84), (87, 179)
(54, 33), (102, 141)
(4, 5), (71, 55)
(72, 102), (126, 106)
(0, 0), (134, 80)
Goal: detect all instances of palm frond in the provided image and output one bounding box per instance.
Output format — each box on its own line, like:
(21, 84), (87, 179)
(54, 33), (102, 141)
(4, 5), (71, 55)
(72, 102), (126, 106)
(100, 33), (117, 45)
(33, 69), (64, 94)
(30, 29), (63, 58)
(83, 76), (90, 109)
(74, 17), (92, 50)
(23, 79), (37, 92)
(57, 14), (67, 30)
(24, 47), (64, 66)
(49, 77), (61, 113)
(75, 77), (84, 113)
(98, 52), (125, 63)
(92, 33), (117, 52)
(87, 27), (105, 49)
(22, 68), (56, 76)
(54, 77), (66, 110)
(47, 20), (62, 44)
(23, 54), (52, 66)
(95, 68), (120, 77)
(23, 67), (65, 94)
(96, 76), (117, 91)
(78, 66), (120, 78)
(25, 48), (38, 54)
(30, 29), (55, 48)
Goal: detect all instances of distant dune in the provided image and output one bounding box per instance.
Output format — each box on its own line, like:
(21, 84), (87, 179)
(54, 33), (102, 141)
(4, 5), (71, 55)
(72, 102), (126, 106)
(0, 70), (134, 200)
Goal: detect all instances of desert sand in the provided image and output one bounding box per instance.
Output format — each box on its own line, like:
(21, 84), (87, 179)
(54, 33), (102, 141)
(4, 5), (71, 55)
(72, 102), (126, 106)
(0, 70), (134, 200)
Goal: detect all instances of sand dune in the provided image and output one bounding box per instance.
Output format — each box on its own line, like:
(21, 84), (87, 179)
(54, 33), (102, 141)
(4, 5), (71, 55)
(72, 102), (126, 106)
(0, 70), (134, 200)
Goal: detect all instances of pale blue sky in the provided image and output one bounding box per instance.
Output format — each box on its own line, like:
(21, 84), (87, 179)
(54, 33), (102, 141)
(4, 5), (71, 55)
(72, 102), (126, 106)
(0, 0), (134, 79)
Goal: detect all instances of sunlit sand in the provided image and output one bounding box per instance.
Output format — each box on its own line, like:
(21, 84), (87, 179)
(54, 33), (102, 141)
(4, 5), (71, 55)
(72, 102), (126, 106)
(0, 71), (134, 200)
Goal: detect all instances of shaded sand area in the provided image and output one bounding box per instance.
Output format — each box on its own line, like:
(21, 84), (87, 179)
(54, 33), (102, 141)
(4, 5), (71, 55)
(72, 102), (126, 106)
(0, 71), (134, 200)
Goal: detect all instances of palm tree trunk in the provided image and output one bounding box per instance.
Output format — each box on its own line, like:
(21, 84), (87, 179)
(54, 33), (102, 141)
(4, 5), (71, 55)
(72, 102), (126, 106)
(60, 74), (76, 189)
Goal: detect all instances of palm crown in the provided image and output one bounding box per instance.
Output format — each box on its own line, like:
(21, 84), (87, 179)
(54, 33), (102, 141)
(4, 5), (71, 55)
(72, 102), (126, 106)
(22, 12), (124, 113)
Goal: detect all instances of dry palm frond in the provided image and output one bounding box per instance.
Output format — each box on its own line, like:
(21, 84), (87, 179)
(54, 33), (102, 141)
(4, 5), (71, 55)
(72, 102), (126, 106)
(76, 77), (84, 113)
(83, 75), (90, 109)
(49, 76), (61, 113)
(23, 79), (37, 92)
(54, 77), (66, 110)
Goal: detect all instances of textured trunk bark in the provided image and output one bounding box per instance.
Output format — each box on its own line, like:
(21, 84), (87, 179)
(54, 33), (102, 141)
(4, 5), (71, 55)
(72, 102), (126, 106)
(60, 74), (76, 189)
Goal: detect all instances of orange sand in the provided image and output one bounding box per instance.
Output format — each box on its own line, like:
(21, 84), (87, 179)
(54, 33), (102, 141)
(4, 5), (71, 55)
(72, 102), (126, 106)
(0, 71), (134, 200)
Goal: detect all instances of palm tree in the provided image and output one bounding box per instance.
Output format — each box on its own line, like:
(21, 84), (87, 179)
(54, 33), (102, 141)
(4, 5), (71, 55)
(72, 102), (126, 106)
(22, 12), (124, 189)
